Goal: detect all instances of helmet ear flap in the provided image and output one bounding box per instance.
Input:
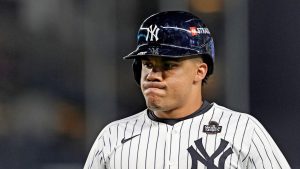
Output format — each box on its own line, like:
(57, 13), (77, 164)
(132, 59), (142, 85)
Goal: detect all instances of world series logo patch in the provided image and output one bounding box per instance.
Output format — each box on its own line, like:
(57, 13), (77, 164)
(203, 121), (222, 134)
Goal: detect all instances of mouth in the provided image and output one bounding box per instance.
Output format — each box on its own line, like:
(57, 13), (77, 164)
(142, 82), (167, 96)
(142, 82), (166, 90)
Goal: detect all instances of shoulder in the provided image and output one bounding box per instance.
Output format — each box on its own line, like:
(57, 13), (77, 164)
(107, 109), (147, 128)
(89, 109), (148, 153)
(212, 103), (264, 129)
(97, 109), (148, 138)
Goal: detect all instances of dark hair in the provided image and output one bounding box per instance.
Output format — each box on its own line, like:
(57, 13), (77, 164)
(200, 54), (214, 85)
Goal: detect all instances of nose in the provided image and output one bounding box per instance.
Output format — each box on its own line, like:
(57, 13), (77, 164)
(146, 67), (163, 82)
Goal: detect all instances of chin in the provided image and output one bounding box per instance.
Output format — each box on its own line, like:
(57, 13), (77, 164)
(145, 97), (163, 110)
(147, 105), (161, 112)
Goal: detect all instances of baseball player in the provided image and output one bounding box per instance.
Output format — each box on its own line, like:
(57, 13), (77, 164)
(84, 11), (290, 169)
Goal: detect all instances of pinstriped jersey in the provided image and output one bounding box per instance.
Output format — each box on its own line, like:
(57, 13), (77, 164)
(84, 103), (290, 169)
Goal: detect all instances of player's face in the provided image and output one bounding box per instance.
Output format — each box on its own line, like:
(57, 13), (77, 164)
(140, 56), (207, 116)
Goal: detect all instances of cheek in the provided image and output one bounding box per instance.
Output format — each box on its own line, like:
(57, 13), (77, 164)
(166, 68), (196, 96)
(140, 68), (148, 83)
(166, 77), (191, 96)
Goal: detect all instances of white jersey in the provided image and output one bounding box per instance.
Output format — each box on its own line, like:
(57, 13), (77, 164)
(84, 102), (290, 169)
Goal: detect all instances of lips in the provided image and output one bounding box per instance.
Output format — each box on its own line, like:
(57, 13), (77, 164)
(142, 82), (166, 90)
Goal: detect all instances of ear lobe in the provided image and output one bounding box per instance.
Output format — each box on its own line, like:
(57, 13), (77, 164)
(194, 62), (208, 82)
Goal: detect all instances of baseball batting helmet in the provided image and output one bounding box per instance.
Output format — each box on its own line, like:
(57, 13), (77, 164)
(124, 11), (215, 85)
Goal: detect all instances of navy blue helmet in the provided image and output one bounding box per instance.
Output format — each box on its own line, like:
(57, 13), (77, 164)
(124, 11), (215, 84)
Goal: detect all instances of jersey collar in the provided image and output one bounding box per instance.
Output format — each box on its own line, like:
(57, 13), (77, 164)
(147, 100), (213, 125)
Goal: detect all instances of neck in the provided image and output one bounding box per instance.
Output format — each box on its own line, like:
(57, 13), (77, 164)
(154, 98), (203, 119)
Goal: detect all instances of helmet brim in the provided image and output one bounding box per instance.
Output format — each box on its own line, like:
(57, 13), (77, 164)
(123, 44), (203, 59)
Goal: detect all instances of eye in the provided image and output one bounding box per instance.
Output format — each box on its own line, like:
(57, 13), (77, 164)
(163, 62), (178, 70)
(142, 61), (153, 69)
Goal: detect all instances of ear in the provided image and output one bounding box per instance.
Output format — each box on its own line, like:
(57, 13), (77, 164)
(194, 62), (208, 83)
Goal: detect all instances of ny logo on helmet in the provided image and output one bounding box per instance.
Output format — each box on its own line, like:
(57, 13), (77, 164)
(141, 24), (160, 41)
(149, 48), (159, 55)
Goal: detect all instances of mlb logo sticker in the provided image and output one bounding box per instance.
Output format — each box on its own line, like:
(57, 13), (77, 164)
(190, 26), (211, 36)
(190, 27), (198, 36)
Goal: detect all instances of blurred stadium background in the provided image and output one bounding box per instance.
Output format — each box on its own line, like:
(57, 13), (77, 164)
(0, 0), (299, 168)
